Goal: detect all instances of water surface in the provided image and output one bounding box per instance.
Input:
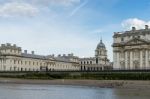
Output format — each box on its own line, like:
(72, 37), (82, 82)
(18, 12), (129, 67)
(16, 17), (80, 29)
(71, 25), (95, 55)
(0, 84), (149, 99)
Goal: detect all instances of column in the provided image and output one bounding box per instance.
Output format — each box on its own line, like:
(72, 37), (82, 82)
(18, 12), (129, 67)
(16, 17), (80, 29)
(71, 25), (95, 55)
(145, 50), (148, 69)
(0, 60), (1, 71)
(125, 51), (128, 70)
(113, 52), (117, 70)
(130, 51), (133, 70)
(117, 52), (120, 70)
(1, 59), (3, 71)
(140, 50), (143, 69)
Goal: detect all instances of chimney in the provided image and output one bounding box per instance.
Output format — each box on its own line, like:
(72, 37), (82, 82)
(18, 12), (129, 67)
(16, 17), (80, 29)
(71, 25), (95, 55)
(145, 25), (149, 29)
(52, 54), (55, 57)
(18, 47), (22, 51)
(24, 50), (27, 54)
(1, 44), (5, 47)
(114, 32), (117, 34)
(31, 51), (34, 55)
(13, 44), (16, 47)
(132, 27), (136, 31)
(7, 43), (11, 46)
(70, 53), (74, 56)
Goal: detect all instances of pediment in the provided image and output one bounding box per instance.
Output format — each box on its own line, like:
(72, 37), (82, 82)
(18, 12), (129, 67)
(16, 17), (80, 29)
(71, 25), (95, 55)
(125, 38), (150, 45)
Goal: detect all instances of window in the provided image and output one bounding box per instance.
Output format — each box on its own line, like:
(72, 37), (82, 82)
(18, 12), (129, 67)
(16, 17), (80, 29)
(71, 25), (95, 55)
(87, 61), (89, 64)
(90, 61), (92, 64)
(25, 61), (27, 65)
(14, 60), (16, 64)
(133, 36), (135, 38)
(121, 37), (124, 41)
(128, 36), (130, 38)
(100, 51), (101, 55)
(96, 58), (98, 64)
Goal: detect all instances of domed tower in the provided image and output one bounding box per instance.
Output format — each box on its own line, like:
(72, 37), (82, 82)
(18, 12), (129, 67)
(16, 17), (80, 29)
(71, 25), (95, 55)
(95, 38), (108, 64)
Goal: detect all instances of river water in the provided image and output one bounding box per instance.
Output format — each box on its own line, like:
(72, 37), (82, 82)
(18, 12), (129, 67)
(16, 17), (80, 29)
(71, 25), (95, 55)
(0, 84), (149, 99)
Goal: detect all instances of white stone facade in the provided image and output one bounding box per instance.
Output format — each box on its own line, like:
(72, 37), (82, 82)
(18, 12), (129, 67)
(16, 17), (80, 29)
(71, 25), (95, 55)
(113, 25), (150, 70)
(0, 43), (80, 71)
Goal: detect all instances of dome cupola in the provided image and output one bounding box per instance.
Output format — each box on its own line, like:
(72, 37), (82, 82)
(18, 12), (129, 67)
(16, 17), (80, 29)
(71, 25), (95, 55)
(96, 39), (106, 49)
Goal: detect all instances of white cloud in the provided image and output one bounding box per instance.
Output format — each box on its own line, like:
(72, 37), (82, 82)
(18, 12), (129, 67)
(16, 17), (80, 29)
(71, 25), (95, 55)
(0, 0), (81, 17)
(44, 0), (81, 6)
(121, 18), (150, 30)
(22, 0), (81, 6)
(0, 2), (38, 17)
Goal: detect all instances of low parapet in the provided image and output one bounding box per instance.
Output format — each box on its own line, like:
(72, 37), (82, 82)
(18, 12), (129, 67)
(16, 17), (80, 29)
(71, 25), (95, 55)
(0, 43), (22, 51)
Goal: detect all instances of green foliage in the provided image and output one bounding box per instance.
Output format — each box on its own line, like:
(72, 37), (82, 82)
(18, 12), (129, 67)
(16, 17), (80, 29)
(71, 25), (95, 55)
(0, 72), (150, 80)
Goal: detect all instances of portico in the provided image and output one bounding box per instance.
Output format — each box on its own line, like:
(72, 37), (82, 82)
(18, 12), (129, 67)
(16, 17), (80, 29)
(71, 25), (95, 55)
(113, 25), (150, 70)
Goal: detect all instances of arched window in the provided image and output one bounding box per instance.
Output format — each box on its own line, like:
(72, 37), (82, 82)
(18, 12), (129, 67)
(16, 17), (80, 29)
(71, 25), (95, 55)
(90, 61), (92, 64)
(87, 61), (89, 64)
(96, 58), (98, 64)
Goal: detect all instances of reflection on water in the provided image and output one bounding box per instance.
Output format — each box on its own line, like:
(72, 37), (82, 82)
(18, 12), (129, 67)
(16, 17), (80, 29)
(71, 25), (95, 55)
(114, 88), (150, 99)
(0, 84), (149, 99)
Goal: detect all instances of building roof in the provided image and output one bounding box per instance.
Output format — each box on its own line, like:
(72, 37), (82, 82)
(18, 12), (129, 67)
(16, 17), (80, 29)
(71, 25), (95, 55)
(54, 57), (70, 63)
(113, 26), (150, 38)
(21, 53), (47, 60)
(21, 53), (77, 63)
(79, 57), (95, 61)
(96, 39), (106, 49)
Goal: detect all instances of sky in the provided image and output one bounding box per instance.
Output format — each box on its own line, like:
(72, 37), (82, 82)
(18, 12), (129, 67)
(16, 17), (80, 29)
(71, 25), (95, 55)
(0, 0), (150, 61)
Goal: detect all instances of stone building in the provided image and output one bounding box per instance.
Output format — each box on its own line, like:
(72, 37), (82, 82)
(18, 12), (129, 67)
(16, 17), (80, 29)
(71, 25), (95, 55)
(112, 25), (150, 70)
(0, 43), (80, 71)
(80, 39), (112, 71)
